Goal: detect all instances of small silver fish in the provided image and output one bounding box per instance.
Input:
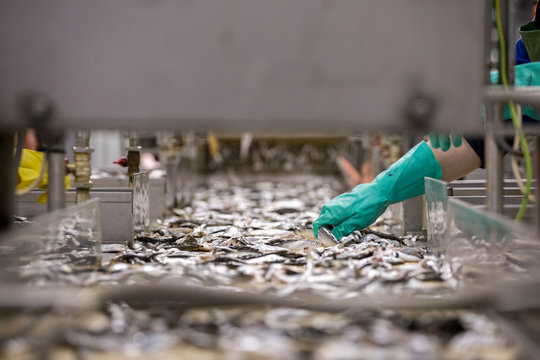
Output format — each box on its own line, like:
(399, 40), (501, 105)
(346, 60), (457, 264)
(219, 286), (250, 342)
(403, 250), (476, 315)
(317, 226), (339, 247)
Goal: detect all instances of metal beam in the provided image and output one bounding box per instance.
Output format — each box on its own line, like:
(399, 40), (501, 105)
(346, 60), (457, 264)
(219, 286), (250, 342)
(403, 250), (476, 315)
(486, 104), (504, 214)
(0, 0), (486, 133)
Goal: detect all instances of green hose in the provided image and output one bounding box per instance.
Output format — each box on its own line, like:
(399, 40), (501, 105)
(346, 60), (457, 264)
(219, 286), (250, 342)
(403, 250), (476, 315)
(495, 0), (533, 222)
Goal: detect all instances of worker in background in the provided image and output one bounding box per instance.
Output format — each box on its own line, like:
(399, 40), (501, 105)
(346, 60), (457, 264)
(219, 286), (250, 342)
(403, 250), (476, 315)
(314, 2), (540, 240)
(15, 131), (70, 204)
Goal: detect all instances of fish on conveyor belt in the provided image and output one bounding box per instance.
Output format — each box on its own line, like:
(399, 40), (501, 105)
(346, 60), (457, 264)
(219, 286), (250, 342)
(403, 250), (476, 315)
(0, 302), (517, 360)
(316, 226), (339, 247)
(9, 175), (498, 300)
(1, 174), (524, 359)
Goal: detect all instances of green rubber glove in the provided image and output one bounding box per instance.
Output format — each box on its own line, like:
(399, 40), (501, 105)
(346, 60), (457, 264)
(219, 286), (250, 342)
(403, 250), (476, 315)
(428, 133), (462, 152)
(503, 61), (540, 121)
(313, 141), (442, 240)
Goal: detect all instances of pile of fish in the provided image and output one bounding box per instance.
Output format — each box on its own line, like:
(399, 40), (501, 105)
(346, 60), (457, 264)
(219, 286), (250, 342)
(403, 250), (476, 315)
(0, 303), (516, 359)
(0, 175), (521, 358)
(213, 140), (346, 173)
(14, 176), (456, 298)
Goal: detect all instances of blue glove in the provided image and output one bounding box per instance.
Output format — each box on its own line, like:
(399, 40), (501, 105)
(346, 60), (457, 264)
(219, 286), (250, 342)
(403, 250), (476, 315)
(313, 142), (442, 240)
(506, 61), (540, 121)
(428, 133), (462, 152)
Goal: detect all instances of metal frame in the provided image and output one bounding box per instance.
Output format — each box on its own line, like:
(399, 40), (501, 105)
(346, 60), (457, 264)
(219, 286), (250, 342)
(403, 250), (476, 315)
(485, 103), (504, 214)
(0, 0), (486, 133)
(484, 87), (540, 225)
(482, 0), (540, 220)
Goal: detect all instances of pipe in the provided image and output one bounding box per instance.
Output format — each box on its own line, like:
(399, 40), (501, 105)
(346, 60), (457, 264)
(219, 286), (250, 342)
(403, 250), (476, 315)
(486, 103), (504, 214)
(47, 152), (65, 211)
(44, 131), (66, 212)
(484, 87), (540, 107)
(13, 129), (25, 177)
(68, 130), (93, 204)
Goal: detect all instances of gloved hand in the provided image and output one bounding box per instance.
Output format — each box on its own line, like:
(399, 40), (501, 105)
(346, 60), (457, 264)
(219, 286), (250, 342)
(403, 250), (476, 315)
(313, 141), (442, 240)
(428, 133), (462, 152)
(17, 149), (70, 204)
(506, 61), (540, 121)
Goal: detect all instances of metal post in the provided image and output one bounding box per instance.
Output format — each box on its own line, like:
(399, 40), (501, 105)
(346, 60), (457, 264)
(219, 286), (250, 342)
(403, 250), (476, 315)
(0, 133), (15, 231)
(534, 136), (540, 234)
(402, 134), (425, 236)
(46, 132), (66, 212)
(165, 154), (180, 209)
(127, 132), (141, 187)
(484, 0), (493, 85)
(69, 130), (93, 204)
(403, 196), (424, 236)
(349, 136), (364, 171)
(486, 104), (504, 213)
(157, 132), (181, 210)
(502, 0), (514, 84)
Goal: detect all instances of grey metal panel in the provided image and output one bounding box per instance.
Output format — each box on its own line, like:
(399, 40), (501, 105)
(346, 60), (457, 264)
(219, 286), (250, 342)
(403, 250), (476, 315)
(93, 177), (166, 220)
(0, 0), (486, 133)
(402, 195), (424, 236)
(451, 187), (532, 197)
(448, 179), (537, 188)
(469, 204), (535, 221)
(15, 189), (133, 244)
(452, 195), (529, 206)
(448, 178), (536, 221)
(448, 180), (537, 200)
(148, 179), (166, 220)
